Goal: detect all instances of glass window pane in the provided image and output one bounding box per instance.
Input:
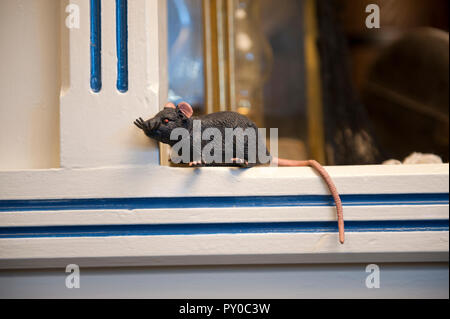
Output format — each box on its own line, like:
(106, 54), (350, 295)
(168, 0), (205, 114)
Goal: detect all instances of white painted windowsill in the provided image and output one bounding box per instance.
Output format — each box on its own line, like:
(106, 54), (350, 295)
(0, 164), (448, 199)
(0, 164), (448, 269)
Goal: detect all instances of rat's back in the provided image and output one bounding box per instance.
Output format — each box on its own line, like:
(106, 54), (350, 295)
(195, 111), (258, 131)
(193, 111), (269, 166)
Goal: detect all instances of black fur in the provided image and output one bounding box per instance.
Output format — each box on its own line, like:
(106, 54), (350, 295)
(134, 106), (270, 166)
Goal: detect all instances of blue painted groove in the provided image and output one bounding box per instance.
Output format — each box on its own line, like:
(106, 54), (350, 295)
(116, 0), (128, 92)
(0, 220), (447, 238)
(0, 193), (447, 212)
(90, 0), (102, 92)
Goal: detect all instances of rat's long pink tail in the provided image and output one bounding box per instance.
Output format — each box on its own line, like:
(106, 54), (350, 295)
(273, 158), (345, 244)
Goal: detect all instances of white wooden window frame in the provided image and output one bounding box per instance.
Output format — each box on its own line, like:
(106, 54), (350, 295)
(0, 0), (448, 269)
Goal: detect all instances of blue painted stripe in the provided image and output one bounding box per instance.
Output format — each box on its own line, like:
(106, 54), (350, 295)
(90, 0), (102, 92)
(0, 194), (447, 212)
(116, 0), (128, 92)
(0, 220), (447, 238)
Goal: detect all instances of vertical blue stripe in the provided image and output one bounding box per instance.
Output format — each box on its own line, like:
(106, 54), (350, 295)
(116, 0), (128, 92)
(90, 0), (102, 92)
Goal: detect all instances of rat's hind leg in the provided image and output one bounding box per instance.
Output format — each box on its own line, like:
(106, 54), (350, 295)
(230, 158), (250, 168)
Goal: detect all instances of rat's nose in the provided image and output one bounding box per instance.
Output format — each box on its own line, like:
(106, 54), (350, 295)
(147, 119), (160, 131)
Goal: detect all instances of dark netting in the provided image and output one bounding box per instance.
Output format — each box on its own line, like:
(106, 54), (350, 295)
(316, 0), (382, 165)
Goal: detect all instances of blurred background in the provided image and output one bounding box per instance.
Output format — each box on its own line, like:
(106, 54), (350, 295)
(167, 0), (449, 165)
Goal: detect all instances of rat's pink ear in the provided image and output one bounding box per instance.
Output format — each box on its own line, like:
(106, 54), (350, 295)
(164, 102), (176, 109)
(177, 102), (194, 118)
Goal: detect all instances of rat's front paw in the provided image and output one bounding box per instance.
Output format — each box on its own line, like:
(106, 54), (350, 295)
(189, 160), (205, 167)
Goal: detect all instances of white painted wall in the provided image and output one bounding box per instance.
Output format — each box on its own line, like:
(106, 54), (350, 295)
(0, 263), (448, 299)
(0, 0), (61, 169)
(0, 0), (168, 170)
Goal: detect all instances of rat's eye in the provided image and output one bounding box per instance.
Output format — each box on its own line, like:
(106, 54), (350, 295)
(163, 118), (170, 124)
